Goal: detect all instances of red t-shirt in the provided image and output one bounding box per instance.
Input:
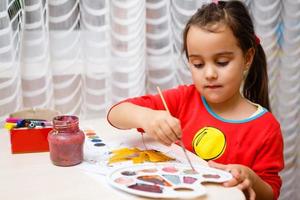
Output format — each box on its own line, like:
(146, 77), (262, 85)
(108, 84), (284, 199)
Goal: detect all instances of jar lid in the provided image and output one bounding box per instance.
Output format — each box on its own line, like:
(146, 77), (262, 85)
(53, 115), (79, 130)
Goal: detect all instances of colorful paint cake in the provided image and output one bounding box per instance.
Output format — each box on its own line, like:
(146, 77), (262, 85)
(107, 163), (233, 199)
(83, 129), (106, 148)
(83, 129), (108, 163)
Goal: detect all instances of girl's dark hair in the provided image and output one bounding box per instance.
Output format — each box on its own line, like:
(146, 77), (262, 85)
(182, 1), (270, 110)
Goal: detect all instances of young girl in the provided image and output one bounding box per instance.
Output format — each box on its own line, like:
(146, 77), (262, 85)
(107, 1), (284, 200)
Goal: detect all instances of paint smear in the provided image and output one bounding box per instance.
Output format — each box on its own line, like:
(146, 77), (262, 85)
(202, 174), (220, 179)
(183, 169), (198, 175)
(88, 136), (100, 139)
(94, 143), (105, 147)
(174, 187), (193, 192)
(162, 174), (181, 185)
(162, 166), (178, 173)
(84, 129), (95, 133)
(128, 183), (163, 193)
(114, 177), (134, 185)
(139, 168), (158, 173)
(183, 176), (197, 184)
(91, 139), (102, 142)
(86, 132), (96, 136)
(121, 171), (136, 176)
(137, 175), (172, 187)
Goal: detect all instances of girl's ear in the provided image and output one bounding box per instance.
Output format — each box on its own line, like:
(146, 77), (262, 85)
(244, 47), (255, 70)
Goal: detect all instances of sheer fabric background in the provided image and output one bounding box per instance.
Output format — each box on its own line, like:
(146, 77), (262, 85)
(0, 0), (299, 199)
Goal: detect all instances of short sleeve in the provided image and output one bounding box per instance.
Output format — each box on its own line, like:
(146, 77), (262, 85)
(107, 85), (188, 132)
(122, 86), (185, 117)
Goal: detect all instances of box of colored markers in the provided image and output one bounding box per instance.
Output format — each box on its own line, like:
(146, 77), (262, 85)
(6, 109), (59, 154)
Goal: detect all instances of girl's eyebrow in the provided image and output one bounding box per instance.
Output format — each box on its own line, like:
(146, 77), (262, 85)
(188, 54), (201, 58)
(215, 51), (234, 56)
(188, 51), (234, 58)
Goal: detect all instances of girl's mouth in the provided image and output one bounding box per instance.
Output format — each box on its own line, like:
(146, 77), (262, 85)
(205, 85), (222, 89)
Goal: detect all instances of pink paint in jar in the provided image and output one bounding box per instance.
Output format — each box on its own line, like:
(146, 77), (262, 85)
(48, 115), (85, 166)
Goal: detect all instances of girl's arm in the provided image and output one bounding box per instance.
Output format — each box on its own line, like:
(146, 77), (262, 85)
(107, 102), (182, 146)
(250, 171), (273, 200)
(108, 102), (154, 129)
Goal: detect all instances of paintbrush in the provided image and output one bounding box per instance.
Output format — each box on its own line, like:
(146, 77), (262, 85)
(156, 86), (196, 172)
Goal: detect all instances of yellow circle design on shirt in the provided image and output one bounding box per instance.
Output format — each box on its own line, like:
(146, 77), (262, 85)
(192, 127), (226, 161)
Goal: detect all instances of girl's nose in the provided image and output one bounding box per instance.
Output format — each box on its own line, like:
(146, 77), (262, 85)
(204, 66), (218, 80)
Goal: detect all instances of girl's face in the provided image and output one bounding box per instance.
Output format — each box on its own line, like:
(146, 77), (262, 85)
(186, 24), (251, 104)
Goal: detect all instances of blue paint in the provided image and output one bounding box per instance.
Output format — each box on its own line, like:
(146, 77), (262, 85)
(91, 139), (102, 142)
(162, 174), (181, 184)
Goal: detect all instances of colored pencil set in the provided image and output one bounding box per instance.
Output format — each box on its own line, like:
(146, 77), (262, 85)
(4, 117), (52, 130)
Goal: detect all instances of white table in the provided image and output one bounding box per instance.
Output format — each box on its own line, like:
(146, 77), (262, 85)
(0, 119), (245, 200)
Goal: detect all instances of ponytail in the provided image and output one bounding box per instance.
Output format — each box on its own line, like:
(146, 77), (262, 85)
(243, 44), (270, 111)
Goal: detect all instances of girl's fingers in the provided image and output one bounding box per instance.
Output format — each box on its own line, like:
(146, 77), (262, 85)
(167, 118), (182, 139)
(236, 177), (255, 200)
(230, 168), (242, 180)
(159, 122), (178, 143)
(237, 178), (251, 190)
(248, 187), (256, 200)
(208, 160), (227, 170)
(150, 133), (166, 146)
(223, 177), (239, 187)
(148, 129), (169, 146)
(155, 127), (173, 146)
(242, 186), (256, 200)
(208, 162), (255, 200)
(208, 161), (236, 187)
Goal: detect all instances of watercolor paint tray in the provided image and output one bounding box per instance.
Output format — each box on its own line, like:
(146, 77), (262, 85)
(83, 129), (110, 164)
(107, 163), (232, 199)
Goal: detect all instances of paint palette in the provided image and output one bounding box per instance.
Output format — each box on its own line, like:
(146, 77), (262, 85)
(83, 129), (109, 163)
(107, 163), (232, 199)
(84, 129), (106, 147)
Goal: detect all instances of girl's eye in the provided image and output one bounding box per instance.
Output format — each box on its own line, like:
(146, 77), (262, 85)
(216, 61), (229, 66)
(192, 63), (204, 68)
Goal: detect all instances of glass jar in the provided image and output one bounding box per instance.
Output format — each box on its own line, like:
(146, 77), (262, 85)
(48, 115), (85, 166)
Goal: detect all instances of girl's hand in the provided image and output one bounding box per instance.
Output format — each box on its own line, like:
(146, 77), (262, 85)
(208, 160), (256, 200)
(142, 110), (182, 146)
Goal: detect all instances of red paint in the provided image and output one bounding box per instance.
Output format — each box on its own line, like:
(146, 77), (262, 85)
(183, 176), (197, 184)
(86, 132), (96, 136)
(128, 183), (163, 193)
(162, 166), (178, 173)
(137, 175), (172, 187)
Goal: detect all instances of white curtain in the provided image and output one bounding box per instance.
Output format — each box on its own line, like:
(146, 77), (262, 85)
(0, 0), (299, 199)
